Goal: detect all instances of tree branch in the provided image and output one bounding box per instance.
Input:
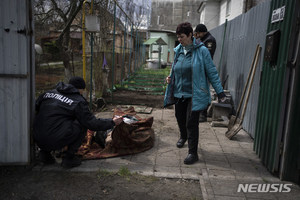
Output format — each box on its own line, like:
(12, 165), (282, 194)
(57, 0), (84, 43)
(50, 0), (67, 22)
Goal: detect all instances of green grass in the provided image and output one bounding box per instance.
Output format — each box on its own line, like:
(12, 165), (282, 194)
(97, 169), (115, 179)
(116, 66), (170, 95)
(97, 166), (159, 183)
(118, 166), (132, 177)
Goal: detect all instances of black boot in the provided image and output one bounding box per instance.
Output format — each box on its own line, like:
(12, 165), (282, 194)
(184, 154), (199, 165)
(38, 150), (55, 164)
(61, 153), (81, 168)
(176, 138), (187, 148)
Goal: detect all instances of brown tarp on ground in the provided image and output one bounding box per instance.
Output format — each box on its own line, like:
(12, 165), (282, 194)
(77, 107), (155, 160)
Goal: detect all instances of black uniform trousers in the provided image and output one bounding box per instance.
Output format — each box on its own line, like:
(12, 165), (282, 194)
(36, 120), (86, 155)
(175, 98), (201, 155)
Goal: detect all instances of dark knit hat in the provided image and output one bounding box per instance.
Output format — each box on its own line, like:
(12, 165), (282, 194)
(69, 76), (86, 89)
(195, 24), (207, 33)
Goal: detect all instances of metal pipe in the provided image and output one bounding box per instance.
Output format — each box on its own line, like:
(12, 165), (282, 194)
(89, 32), (93, 109)
(128, 24), (133, 75)
(111, 1), (117, 102)
(89, 0), (94, 109)
(134, 29), (138, 72)
(121, 16), (127, 86)
(82, 0), (87, 82)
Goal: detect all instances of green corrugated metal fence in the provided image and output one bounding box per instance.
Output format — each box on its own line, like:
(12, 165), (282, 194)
(254, 0), (300, 184)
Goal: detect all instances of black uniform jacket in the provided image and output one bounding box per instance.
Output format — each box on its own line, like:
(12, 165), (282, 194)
(33, 82), (114, 144)
(201, 32), (216, 59)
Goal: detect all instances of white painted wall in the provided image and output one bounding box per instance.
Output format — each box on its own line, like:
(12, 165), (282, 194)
(220, 0), (244, 25)
(205, 1), (221, 30)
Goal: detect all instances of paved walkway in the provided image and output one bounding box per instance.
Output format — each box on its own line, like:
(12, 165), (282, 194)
(37, 107), (300, 200)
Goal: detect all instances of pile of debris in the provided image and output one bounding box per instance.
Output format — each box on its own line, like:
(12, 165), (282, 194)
(208, 89), (234, 128)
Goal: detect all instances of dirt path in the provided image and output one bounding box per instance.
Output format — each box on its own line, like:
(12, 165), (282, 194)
(0, 166), (202, 200)
(105, 90), (165, 108)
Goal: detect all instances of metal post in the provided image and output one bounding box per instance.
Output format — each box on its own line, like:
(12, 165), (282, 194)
(158, 45), (161, 69)
(128, 24), (133, 75)
(89, 33), (93, 109)
(137, 34), (140, 70)
(121, 16), (127, 86)
(111, 1), (116, 102)
(82, 0), (87, 82)
(134, 29), (138, 73)
(89, 0), (94, 109)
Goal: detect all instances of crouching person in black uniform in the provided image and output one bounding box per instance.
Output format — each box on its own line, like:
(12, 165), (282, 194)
(33, 77), (123, 168)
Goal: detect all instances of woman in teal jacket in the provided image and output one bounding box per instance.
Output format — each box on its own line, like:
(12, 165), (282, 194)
(164, 22), (226, 164)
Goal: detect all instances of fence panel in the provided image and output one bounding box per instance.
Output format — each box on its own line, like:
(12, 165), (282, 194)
(210, 1), (271, 137)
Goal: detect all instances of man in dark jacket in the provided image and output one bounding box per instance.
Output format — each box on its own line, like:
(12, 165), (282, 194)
(34, 77), (123, 168)
(194, 24), (216, 59)
(194, 24), (217, 122)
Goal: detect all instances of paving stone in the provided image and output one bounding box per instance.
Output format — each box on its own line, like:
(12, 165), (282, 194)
(214, 195), (246, 200)
(205, 160), (232, 171)
(209, 178), (245, 197)
(181, 166), (201, 180)
(154, 166), (182, 178)
(130, 153), (156, 165)
(156, 155), (180, 167)
(225, 153), (252, 164)
(207, 169), (236, 180)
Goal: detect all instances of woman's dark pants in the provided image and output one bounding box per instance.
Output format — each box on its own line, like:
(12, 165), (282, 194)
(175, 98), (200, 155)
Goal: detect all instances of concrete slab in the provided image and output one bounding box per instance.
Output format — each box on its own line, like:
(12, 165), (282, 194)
(207, 169), (236, 180)
(214, 195), (246, 200)
(209, 178), (245, 197)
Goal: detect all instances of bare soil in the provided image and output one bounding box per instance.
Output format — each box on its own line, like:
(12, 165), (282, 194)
(105, 90), (165, 108)
(0, 166), (202, 200)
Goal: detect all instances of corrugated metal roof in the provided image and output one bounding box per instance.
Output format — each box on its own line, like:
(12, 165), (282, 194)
(143, 37), (167, 45)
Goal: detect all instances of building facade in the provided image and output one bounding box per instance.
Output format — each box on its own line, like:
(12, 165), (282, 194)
(150, 0), (269, 31)
(150, 0), (202, 31)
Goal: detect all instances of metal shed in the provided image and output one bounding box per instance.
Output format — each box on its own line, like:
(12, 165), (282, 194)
(0, 0), (34, 164)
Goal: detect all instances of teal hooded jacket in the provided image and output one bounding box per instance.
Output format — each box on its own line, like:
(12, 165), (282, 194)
(164, 39), (224, 111)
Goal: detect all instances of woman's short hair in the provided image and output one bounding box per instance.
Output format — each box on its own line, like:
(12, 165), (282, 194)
(176, 22), (193, 36)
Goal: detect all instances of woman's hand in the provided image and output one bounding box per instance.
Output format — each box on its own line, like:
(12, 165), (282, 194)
(166, 76), (171, 84)
(113, 116), (123, 125)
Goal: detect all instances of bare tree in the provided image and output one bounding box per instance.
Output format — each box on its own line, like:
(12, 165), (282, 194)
(34, 0), (84, 81)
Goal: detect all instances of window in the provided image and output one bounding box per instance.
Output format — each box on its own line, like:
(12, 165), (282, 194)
(226, 0), (231, 16)
(200, 10), (205, 24)
(157, 16), (160, 25)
